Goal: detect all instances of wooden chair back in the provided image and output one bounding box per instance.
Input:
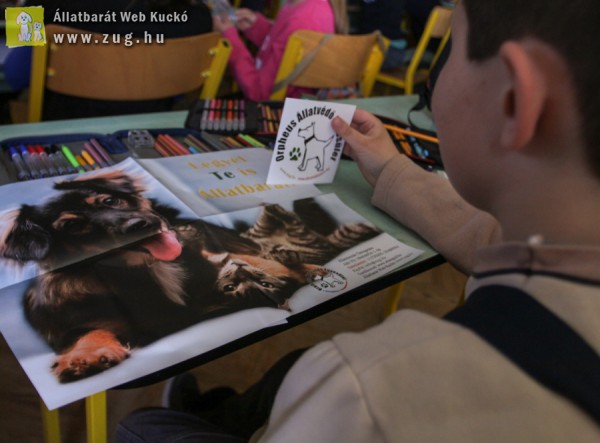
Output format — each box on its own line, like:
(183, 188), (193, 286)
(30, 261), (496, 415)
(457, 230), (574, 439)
(270, 30), (388, 100)
(28, 25), (231, 122)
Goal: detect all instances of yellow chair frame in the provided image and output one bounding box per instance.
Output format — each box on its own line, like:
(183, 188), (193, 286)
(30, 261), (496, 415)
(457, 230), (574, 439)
(376, 6), (453, 95)
(41, 391), (106, 443)
(270, 30), (388, 100)
(28, 26), (231, 122)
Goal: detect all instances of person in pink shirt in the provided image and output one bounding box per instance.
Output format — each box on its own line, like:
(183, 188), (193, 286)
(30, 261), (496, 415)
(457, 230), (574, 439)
(213, 0), (348, 102)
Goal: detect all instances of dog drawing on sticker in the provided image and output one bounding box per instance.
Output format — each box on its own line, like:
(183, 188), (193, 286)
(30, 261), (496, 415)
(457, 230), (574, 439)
(16, 11), (33, 42)
(297, 121), (335, 172)
(33, 22), (44, 42)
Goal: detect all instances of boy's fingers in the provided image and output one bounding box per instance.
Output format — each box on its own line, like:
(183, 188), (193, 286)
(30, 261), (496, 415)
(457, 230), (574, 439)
(332, 116), (360, 144)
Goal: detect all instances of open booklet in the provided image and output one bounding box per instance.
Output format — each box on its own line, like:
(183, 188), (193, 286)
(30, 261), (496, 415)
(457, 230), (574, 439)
(0, 148), (423, 409)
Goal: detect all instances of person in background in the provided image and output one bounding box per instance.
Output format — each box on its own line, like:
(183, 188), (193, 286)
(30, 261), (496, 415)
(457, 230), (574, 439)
(212, 0), (348, 102)
(8, 0), (212, 120)
(117, 0), (600, 441)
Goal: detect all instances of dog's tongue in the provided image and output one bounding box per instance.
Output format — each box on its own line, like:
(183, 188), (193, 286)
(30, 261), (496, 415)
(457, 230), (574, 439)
(142, 230), (182, 261)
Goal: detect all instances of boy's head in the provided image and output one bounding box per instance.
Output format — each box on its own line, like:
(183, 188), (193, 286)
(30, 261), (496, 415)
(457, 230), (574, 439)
(462, 0), (600, 178)
(431, 0), (599, 215)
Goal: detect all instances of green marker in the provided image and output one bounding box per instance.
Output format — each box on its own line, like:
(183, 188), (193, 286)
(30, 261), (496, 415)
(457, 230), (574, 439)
(61, 145), (85, 173)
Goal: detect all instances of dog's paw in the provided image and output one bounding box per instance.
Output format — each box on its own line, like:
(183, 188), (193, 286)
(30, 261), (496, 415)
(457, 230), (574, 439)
(268, 246), (302, 265)
(175, 223), (204, 245)
(329, 223), (382, 248)
(51, 330), (131, 383)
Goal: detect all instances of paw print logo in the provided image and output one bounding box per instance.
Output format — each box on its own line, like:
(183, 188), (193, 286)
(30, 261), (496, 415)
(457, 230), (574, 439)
(289, 147), (301, 161)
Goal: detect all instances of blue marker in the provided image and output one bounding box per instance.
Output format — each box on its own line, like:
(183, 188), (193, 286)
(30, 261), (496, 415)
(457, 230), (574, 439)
(9, 147), (32, 181)
(18, 145), (42, 179)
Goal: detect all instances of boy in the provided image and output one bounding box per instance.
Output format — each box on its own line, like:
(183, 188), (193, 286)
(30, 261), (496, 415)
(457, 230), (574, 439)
(117, 0), (600, 441)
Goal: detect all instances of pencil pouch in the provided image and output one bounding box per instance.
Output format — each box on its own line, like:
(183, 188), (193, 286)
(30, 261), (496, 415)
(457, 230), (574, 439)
(377, 115), (443, 169)
(0, 127), (272, 184)
(0, 132), (128, 183)
(185, 99), (284, 136)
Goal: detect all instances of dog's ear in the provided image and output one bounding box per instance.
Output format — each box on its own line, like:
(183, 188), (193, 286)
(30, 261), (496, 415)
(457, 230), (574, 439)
(0, 205), (51, 262)
(55, 172), (146, 195)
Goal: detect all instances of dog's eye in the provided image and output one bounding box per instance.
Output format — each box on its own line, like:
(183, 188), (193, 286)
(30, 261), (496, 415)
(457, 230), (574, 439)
(101, 197), (125, 208)
(223, 284), (236, 292)
(260, 281), (274, 288)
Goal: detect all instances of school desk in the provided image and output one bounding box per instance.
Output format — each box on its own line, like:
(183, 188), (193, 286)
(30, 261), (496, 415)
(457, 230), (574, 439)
(0, 94), (442, 382)
(0, 94), (444, 442)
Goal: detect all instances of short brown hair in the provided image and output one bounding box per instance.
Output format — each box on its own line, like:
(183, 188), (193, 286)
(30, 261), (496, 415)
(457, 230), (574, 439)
(462, 0), (600, 176)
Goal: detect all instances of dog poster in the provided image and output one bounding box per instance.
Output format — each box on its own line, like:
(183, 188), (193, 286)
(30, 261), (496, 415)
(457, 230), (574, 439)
(266, 98), (356, 185)
(0, 155), (422, 409)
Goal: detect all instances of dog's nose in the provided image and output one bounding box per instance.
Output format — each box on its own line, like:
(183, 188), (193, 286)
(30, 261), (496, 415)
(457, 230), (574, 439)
(123, 218), (154, 232)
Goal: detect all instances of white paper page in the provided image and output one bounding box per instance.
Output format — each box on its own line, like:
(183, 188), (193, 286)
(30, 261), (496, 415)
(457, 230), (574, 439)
(138, 148), (322, 216)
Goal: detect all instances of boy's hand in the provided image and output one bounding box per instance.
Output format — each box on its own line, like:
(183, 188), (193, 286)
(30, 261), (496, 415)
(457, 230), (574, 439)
(235, 8), (258, 31)
(332, 109), (399, 187)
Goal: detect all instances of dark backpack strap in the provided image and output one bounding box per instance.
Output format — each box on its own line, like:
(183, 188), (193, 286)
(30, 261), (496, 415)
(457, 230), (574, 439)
(444, 285), (600, 425)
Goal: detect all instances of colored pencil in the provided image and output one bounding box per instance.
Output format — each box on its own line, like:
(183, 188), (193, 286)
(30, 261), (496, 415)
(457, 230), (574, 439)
(153, 139), (172, 157)
(84, 142), (109, 168)
(89, 139), (115, 165)
(383, 124), (439, 144)
(81, 150), (101, 169)
(75, 154), (93, 171)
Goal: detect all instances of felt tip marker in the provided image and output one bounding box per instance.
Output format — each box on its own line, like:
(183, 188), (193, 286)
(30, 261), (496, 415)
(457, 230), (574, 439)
(19, 145), (42, 179)
(44, 146), (69, 175)
(50, 145), (77, 174)
(61, 145), (85, 173)
(9, 147), (32, 181)
(34, 145), (59, 176)
(25, 145), (49, 177)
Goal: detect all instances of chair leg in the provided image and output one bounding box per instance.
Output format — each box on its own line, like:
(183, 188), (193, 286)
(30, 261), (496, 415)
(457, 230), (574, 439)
(86, 391), (107, 443)
(40, 399), (61, 443)
(384, 282), (406, 317)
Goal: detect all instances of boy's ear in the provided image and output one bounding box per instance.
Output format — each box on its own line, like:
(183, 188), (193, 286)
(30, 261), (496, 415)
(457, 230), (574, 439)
(498, 41), (547, 150)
